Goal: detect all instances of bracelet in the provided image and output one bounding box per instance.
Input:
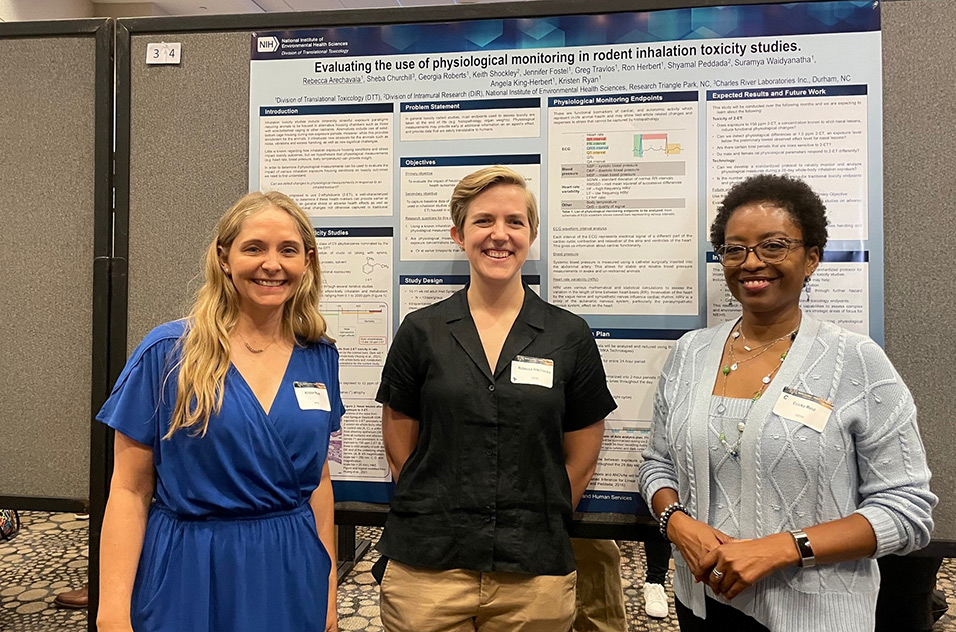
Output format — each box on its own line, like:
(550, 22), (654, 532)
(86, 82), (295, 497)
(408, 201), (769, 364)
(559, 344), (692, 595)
(658, 502), (688, 542)
(789, 529), (816, 568)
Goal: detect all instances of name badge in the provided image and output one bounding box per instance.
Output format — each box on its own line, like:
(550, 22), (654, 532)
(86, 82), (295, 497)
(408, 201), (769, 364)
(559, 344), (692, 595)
(772, 387), (833, 432)
(293, 381), (331, 411)
(511, 355), (554, 388)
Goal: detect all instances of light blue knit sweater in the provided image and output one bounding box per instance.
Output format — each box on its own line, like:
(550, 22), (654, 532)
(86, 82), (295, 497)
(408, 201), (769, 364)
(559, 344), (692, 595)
(639, 314), (937, 632)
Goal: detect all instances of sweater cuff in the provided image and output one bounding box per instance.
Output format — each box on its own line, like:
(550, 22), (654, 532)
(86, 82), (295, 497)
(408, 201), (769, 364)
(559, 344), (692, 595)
(641, 477), (680, 515)
(854, 506), (903, 557)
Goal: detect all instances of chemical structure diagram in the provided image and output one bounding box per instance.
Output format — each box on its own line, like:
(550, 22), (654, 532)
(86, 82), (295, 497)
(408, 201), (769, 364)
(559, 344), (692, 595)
(363, 257), (389, 275)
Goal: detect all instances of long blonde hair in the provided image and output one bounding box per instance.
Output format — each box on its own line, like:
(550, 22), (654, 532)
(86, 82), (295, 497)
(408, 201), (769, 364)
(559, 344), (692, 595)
(166, 191), (330, 439)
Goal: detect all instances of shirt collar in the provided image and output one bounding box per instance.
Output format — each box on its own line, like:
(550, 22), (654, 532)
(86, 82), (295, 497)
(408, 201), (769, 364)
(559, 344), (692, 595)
(445, 283), (547, 379)
(445, 282), (547, 331)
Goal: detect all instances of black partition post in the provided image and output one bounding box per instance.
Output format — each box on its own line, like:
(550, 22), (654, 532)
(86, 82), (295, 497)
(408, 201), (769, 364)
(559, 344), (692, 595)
(89, 18), (117, 632)
(0, 17), (113, 632)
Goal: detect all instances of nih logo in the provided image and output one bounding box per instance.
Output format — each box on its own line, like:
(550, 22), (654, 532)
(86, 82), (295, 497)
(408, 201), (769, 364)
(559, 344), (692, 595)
(257, 36), (279, 53)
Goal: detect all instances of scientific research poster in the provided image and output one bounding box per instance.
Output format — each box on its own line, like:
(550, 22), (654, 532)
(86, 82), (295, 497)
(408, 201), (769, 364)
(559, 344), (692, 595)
(249, 1), (883, 511)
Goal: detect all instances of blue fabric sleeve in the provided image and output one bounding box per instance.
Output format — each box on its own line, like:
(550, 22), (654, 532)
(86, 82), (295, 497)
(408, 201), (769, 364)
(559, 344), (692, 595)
(96, 322), (183, 448)
(326, 341), (345, 433)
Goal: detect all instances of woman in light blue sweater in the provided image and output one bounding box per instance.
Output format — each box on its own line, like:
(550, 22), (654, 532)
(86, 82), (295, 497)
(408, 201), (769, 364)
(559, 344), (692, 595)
(639, 174), (936, 632)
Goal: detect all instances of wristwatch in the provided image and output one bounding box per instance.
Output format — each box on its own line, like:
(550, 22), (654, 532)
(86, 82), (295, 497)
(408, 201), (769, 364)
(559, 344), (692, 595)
(789, 529), (816, 568)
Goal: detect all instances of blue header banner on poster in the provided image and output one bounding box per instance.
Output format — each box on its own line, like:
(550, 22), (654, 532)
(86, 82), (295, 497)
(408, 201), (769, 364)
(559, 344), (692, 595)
(705, 251), (868, 264)
(261, 103), (393, 115)
(400, 274), (541, 285)
(549, 91), (697, 107)
(400, 275), (471, 285)
(592, 328), (688, 341)
(251, 1), (879, 60)
(401, 155), (540, 168)
(314, 227), (394, 238)
(578, 490), (648, 514)
(825, 251), (869, 263)
(401, 98), (540, 112)
(707, 84), (868, 100)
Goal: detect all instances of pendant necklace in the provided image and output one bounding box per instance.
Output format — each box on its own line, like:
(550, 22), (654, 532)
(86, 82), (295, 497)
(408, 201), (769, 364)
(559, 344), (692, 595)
(735, 324), (795, 353)
(725, 322), (799, 372)
(717, 320), (799, 460)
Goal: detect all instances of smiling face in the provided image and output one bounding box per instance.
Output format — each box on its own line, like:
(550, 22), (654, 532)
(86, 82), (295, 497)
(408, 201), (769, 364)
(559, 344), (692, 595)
(723, 202), (819, 320)
(219, 206), (313, 316)
(450, 183), (534, 288)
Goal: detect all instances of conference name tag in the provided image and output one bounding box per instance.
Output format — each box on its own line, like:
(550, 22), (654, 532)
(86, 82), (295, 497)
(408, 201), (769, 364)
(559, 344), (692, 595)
(772, 387), (833, 432)
(293, 381), (331, 411)
(511, 355), (554, 388)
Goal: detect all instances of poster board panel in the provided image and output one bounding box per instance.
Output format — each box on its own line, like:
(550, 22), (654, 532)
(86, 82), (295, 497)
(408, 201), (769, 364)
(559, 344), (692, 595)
(245, 0), (885, 512)
(0, 32), (99, 505)
(126, 32), (251, 349)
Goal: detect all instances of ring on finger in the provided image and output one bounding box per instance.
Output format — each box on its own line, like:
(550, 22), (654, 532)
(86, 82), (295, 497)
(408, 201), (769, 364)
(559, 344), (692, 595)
(711, 568), (724, 580)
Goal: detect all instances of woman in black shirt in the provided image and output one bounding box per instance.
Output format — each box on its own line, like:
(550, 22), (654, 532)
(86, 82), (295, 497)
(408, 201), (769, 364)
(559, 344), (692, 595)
(376, 166), (616, 632)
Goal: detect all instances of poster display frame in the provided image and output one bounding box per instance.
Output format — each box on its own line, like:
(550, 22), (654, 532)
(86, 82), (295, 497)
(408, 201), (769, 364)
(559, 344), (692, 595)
(113, 0), (954, 572)
(0, 17), (113, 512)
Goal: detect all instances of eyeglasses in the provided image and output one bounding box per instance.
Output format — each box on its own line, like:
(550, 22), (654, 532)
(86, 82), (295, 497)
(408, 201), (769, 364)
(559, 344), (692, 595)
(715, 238), (805, 267)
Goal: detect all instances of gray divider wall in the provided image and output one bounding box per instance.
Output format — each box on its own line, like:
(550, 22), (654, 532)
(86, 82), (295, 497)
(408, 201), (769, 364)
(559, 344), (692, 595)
(127, 32), (250, 347)
(882, 0), (956, 549)
(120, 0), (956, 546)
(0, 35), (96, 503)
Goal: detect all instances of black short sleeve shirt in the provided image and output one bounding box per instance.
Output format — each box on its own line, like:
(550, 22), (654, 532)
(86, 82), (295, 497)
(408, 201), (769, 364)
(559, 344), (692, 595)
(375, 286), (617, 575)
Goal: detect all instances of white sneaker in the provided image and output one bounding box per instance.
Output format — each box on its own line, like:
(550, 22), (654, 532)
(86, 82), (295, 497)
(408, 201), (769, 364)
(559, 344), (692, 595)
(643, 582), (669, 618)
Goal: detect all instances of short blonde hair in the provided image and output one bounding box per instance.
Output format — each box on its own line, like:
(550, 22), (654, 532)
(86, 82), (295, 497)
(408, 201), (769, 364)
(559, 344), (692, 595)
(449, 166), (539, 239)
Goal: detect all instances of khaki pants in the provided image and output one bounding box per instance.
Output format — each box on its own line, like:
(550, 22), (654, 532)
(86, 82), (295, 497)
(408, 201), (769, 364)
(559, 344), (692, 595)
(571, 539), (628, 632)
(380, 559), (576, 632)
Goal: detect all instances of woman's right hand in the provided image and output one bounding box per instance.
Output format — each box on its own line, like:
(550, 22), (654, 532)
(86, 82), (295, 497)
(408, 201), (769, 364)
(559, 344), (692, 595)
(666, 512), (733, 578)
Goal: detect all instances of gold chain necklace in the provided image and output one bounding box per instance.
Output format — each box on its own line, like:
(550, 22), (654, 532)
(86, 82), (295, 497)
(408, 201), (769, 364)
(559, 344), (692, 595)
(236, 330), (275, 354)
(736, 325), (792, 353)
(726, 323), (799, 372)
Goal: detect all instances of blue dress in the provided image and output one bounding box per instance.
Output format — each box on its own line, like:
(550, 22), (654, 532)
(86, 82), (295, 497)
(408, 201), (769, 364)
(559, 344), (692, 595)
(98, 320), (344, 632)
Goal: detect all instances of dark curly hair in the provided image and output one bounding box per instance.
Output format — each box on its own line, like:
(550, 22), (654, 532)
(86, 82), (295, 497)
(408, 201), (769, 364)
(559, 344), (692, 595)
(710, 174), (828, 257)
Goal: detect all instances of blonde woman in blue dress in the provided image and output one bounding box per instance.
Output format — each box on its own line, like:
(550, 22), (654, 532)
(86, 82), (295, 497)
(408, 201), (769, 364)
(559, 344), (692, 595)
(97, 192), (343, 632)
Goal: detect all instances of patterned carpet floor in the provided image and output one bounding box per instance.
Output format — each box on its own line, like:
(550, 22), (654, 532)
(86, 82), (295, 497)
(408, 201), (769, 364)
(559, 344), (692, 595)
(2, 511), (955, 631)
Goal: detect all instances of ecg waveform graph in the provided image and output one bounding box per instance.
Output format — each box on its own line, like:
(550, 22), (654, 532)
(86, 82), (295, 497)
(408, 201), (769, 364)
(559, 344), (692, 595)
(633, 133), (682, 157)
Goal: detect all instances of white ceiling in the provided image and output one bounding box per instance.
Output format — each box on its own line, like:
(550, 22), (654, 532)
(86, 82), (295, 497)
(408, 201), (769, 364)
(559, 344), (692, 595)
(0, 0), (517, 21)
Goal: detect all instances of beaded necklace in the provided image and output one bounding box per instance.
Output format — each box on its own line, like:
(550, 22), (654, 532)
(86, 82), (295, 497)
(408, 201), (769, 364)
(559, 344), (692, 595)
(236, 330), (277, 354)
(717, 320), (799, 460)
